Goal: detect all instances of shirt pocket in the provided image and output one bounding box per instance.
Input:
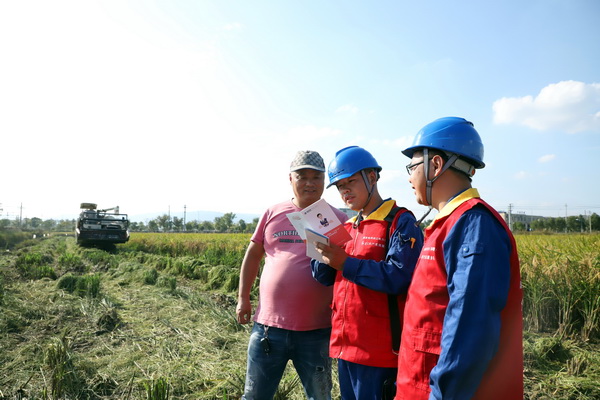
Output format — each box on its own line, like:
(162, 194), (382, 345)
(459, 242), (483, 258)
(410, 328), (442, 391)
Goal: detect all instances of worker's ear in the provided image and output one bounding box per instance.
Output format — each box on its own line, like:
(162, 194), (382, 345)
(431, 155), (444, 177)
(368, 170), (378, 186)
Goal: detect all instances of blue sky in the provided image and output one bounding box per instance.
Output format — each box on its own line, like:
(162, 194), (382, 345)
(1, 0), (599, 222)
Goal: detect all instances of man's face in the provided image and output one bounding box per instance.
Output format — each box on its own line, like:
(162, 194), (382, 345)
(334, 171), (371, 211)
(290, 169), (325, 206)
(407, 153), (428, 206)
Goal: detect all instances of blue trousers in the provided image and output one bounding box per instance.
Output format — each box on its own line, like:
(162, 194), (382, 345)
(242, 322), (332, 400)
(338, 359), (397, 400)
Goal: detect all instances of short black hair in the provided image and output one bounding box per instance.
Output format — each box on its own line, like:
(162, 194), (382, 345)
(362, 167), (381, 181)
(419, 149), (473, 181)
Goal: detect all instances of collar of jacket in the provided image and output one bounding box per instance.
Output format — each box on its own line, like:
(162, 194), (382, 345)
(348, 198), (395, 224)
(433, 188), (480, 223)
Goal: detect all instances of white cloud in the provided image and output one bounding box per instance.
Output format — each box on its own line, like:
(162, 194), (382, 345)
(538, 154), (556, 163)
(492, 81), (600, 134)
(514, 171), (529, 180)
(336, 104), (359, 114)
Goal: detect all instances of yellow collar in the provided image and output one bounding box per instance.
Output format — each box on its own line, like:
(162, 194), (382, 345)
(349, 199), (395, 222)
(433, 188), (480, 222)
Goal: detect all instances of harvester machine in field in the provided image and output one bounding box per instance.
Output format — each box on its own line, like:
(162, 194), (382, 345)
(75, 203), (130, 246)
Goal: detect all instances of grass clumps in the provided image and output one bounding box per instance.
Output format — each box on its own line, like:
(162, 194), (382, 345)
(58, 252), (87, 272)
(143, 268), (160, 285)
(0, 274), (5, 305)
(57, 274), (101, 298)
(157, 275), (177, 292)
(0, 230), (32, 249)
(1, 233), (598, 399)
(142, 377), (171, 400)
(524, 332), (600, 400)
(14, 252), (57, 279)
(44, 334), (84, 399)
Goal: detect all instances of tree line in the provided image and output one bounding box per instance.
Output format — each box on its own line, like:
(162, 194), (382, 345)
(128, 212), (259, 233)
(514, 213), (600, 233)
(0, 212), (259, 234)
(2, 212), (599, 234)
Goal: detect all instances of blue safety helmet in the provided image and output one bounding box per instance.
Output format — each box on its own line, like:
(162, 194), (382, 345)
(327, 146), (382, 188)
(402, 117), (485, 169)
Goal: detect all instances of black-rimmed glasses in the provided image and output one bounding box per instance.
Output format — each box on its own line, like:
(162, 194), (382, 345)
(406, 160), (424, 175)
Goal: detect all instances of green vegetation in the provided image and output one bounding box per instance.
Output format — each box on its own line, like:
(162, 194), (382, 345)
(529, 214), (600, 233)
(0, 232), (598, 399)
(519, 234), (600, 341)
(0, 230), (34, 249)
(517, 234), (600, 399)
(0, 232), (264, 399)
(133, 212), (258, 233)
(0, 211), (259, 234)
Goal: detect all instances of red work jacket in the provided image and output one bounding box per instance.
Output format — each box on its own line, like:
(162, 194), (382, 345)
(330, 200), (406, 368)
(396, 198), (523, 399)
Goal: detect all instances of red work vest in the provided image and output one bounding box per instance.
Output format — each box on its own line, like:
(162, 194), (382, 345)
(395, 198), (523, 399)
(330, 201), (407, 368)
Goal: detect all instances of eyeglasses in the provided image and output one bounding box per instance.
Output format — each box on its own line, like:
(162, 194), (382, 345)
(405, 160), (424, 175)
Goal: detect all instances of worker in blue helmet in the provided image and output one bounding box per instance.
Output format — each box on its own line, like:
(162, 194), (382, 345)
(326, 146), (383, 226)
(311, 146), (423, 400)
(402, 116), (485, 225)
(396, 117), (523, 399)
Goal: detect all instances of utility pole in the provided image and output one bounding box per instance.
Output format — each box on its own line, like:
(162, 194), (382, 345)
(565, 204), (568, 233)
(183, 205), (187, 231)
(508, 203), (513, 231)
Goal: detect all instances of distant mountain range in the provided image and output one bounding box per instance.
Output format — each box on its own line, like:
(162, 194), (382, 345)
(128, 210), (261, 223)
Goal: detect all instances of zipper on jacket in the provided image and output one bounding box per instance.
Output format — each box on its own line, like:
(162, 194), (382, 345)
(338, 223), (361, 359)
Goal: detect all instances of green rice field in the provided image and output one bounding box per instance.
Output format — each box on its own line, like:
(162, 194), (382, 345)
(0, 231), (598, 399)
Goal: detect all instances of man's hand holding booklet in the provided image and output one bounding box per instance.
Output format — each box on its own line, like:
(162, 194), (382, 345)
(286, 199), (351, 263)
(305, 228), (330, 261)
